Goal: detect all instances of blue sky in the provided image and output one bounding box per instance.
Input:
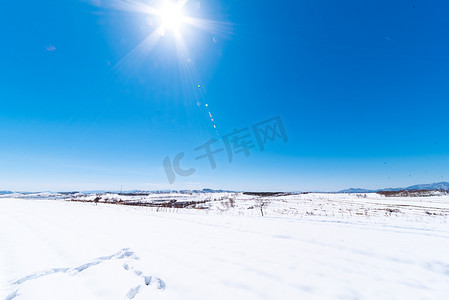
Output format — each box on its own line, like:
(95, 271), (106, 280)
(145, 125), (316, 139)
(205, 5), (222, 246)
(1, 0), (449, 192)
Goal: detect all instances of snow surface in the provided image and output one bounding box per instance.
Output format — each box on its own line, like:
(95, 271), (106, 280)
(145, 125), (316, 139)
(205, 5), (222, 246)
(1, 193), (449, 299)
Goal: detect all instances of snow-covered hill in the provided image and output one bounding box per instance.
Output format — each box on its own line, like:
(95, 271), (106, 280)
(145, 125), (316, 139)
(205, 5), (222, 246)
(1, 193), (449, 299)
(61, 191), (449, 219)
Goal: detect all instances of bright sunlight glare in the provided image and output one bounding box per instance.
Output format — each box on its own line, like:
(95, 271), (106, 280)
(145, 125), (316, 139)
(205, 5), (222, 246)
(108, 0), (233, 81)
(158, 2), (185, 30)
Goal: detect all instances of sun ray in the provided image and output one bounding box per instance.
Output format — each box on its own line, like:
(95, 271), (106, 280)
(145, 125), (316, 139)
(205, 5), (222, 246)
(99, 0), (231, 135)
(183, 17), (234, 37)
(99, 0), (159, 16)
(112, 26), (164, 75)
(95, 0), (233, 69)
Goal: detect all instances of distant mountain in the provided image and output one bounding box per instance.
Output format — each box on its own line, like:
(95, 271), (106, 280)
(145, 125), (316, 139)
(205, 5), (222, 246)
(339, 182), (449, 193)
(197, 188), (238, 193)
(339, 188), (376, 193)
(404, 182), (449, 191)
(0, 191), (13, 195)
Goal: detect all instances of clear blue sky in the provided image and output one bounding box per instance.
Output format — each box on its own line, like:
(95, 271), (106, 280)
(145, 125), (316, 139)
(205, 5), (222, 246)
(1, 0), (449, 192)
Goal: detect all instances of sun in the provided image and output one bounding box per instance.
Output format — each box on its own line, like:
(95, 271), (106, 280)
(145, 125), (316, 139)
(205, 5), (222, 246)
(107, 0), (232, 74)
(158, 2), (185, 31)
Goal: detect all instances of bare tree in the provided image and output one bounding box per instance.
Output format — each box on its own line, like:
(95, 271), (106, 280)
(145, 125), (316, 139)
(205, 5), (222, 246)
(259, 200), (268, 217)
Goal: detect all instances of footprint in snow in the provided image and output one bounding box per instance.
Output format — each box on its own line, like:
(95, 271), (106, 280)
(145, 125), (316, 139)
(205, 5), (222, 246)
(6, 248), (165, 300)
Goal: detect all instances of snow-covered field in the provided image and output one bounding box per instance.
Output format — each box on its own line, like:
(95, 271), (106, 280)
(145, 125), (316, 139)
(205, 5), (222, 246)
(1, 192), (449, 299)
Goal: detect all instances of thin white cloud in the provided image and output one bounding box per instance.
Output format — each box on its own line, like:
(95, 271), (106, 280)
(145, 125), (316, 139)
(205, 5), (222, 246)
(46, 45), (56, 51)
